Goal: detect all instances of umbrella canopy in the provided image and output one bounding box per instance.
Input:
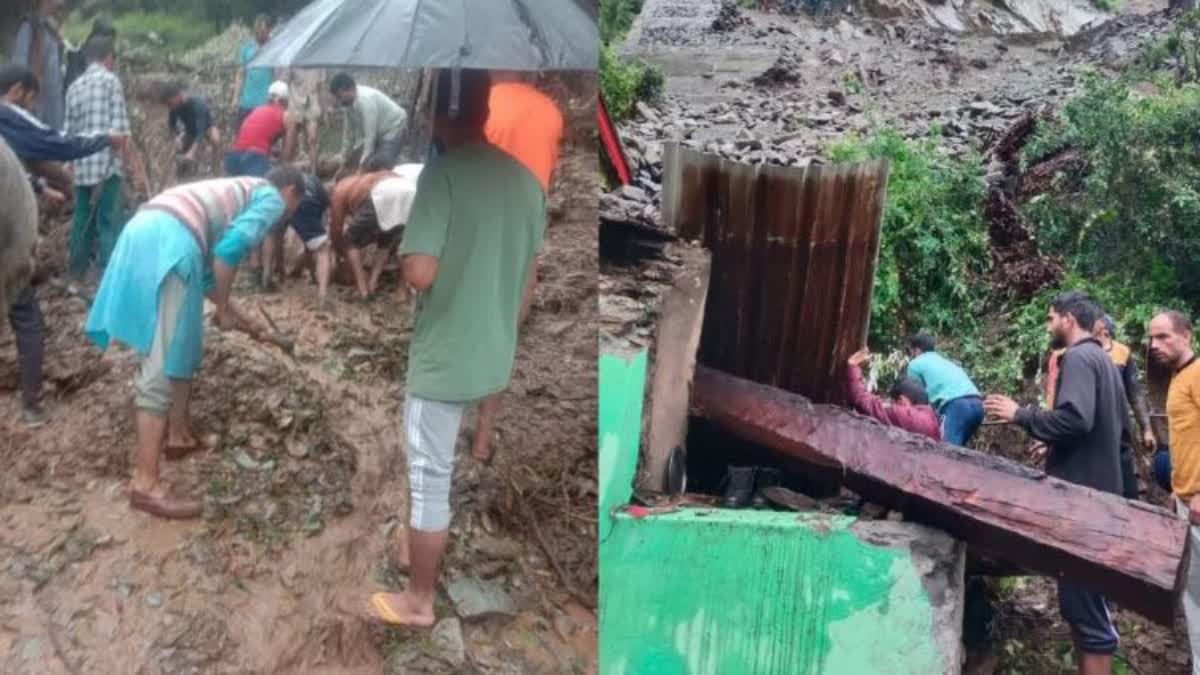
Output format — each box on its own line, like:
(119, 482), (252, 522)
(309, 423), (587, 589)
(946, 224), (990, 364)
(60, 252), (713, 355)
(250, 0), (598, 71)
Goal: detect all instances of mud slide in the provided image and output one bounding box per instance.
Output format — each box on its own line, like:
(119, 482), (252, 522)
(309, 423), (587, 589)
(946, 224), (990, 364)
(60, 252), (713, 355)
(0, 97), (598, 675)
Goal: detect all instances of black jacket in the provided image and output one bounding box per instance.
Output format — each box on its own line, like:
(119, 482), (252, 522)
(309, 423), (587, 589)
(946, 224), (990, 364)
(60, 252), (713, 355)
(1015, 338), (1124, 494)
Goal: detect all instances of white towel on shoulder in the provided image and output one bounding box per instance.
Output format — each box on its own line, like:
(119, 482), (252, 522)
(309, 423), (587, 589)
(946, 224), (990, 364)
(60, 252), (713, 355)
(371, 163), (424, 232)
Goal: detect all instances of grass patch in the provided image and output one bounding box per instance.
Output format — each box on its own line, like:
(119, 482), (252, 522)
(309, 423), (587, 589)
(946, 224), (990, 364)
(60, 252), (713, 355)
(64, 10), (218, 56)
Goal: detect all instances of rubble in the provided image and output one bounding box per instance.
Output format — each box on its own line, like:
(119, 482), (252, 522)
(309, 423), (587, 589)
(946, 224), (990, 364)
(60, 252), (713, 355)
(710, 0), (750, 32)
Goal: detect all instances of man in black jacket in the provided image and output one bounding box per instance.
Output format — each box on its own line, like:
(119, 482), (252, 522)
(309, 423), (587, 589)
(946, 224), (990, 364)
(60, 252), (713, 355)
(985, 291), (1125, 675)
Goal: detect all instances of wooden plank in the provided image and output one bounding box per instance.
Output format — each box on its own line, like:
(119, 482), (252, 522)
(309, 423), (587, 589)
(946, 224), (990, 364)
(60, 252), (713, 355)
(641, 247), (712, 492)
(691, 365), (1189, 625)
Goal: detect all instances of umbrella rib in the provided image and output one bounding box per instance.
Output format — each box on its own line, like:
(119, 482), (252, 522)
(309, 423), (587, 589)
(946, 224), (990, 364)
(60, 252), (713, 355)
(511, 0), (550, 71)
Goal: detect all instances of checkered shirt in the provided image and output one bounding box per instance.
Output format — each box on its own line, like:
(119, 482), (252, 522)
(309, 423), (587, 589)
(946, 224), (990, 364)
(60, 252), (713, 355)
(64, 64), (131, 186)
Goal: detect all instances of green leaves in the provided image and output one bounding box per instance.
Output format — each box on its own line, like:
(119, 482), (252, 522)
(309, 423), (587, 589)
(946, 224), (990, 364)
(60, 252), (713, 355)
(829, 128), (989, 349)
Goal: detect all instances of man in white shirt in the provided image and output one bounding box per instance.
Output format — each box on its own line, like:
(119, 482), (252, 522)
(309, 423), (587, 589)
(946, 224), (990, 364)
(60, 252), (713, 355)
(329, 73), (408, 173)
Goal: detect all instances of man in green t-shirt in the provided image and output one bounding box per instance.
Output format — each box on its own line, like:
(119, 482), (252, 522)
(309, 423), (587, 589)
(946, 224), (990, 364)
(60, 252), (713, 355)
(366, 69), (544, 628)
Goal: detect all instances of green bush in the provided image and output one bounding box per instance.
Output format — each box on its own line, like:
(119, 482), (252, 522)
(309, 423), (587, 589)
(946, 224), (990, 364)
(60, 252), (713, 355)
(599, 0), (662, 122)
(828, 128), (990, 349)
(600, 0), (644, 43)
(1091, 0), (1120, 12)
(600, 44), (662, 120)
(1023, 71), (1200, 310)
(64, 10), (217, 55)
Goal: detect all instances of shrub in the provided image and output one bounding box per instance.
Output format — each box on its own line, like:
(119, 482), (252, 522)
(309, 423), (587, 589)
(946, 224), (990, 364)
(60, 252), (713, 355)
(828, 128), (990, 349)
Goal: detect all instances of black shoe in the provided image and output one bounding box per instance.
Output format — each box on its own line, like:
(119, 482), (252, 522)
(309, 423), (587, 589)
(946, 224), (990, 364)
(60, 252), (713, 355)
(722, 466), (756, 509)
(752, 468), (782, 509)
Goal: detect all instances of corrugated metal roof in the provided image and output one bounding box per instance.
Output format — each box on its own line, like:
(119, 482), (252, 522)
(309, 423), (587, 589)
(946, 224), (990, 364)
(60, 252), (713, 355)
(661, 144), (889, 405)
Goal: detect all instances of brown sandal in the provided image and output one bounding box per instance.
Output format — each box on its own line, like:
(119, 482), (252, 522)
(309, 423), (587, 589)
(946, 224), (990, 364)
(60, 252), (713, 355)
(130, 490), (203, 519)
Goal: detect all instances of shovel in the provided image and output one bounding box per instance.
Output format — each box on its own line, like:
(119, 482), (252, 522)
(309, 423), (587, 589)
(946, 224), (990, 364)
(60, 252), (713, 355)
(259, 306), (298, 362)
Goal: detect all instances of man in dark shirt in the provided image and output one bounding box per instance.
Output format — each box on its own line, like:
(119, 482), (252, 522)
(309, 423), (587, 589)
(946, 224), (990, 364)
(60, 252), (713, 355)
(277, 173), (334, 309)
(985, 291), (1124, 675)
(161, 81), (220, 178)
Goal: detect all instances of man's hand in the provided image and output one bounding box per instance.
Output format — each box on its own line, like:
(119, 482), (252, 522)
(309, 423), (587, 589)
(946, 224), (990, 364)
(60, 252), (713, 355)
(1189, 494), (1200, 525)
(42, 186), (67, 206)
(848, 349), (871, 368)
(1143, 428), (1157, 451)
(984, 394), (1020, 422)
(109, 132), (128, 151)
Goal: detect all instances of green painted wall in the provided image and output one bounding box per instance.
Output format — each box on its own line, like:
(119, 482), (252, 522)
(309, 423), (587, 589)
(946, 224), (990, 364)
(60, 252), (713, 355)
(600, 508), (947, 675)
(599, 350), (648, 542)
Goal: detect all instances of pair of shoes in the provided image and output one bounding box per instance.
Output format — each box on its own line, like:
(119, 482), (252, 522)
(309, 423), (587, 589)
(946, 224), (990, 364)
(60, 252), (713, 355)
(19, 404), (48, 429)
(722, 466), (782, 509)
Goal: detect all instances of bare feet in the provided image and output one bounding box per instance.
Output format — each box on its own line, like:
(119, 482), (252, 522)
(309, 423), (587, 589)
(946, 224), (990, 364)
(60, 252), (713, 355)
(366, 592), (435, 628)
(165, 429), (204, 460)
(166, 428), (199, 449)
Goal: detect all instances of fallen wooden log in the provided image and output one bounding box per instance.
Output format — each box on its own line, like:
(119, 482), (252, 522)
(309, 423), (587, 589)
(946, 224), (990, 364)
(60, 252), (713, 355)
(691, 365), (1189, 625)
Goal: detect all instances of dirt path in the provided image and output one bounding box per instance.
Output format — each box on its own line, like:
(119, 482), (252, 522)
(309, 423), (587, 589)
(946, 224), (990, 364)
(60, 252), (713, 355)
(0, 130), (597, 674)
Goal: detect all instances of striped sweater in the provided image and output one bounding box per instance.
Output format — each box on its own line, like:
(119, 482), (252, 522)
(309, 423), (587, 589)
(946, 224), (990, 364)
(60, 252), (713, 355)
(142, 177), (266, 254)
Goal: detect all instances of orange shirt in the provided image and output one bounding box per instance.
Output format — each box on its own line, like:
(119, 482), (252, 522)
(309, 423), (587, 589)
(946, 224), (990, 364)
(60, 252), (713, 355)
(1169, 358), (1200, 497)
(485, 81), (563, 194)
(328, 171), (393, 252)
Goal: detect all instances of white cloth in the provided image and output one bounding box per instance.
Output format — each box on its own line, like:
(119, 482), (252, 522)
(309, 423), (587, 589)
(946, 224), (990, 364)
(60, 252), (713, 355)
(1175, 499), (1200, 671)
(369, 164), (423, 232)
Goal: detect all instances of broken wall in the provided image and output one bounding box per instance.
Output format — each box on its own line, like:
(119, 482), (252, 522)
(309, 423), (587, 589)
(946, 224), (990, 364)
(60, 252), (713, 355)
(600, 509), (966, 675)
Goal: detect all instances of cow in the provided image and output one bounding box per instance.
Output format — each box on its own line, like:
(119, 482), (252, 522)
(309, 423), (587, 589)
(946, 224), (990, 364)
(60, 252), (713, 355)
(0, 135), (38, 315)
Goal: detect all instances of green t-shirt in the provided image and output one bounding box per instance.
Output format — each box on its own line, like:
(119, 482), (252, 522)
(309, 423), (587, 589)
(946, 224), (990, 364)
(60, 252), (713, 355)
(402, 142), (546, 402)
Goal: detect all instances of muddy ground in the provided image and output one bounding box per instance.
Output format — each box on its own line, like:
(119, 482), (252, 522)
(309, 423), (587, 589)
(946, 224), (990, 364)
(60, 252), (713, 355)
(602, 1), (1193, 672)
(0, 74), (598, 674)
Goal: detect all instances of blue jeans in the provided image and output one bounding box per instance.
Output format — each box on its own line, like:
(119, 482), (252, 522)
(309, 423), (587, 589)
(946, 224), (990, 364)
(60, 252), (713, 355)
(223, 150), (271, 177)
(941, 396), (984, 446)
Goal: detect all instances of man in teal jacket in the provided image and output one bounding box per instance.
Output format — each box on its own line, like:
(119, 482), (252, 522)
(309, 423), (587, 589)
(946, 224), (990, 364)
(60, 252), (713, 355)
(906, 334), (984, 446)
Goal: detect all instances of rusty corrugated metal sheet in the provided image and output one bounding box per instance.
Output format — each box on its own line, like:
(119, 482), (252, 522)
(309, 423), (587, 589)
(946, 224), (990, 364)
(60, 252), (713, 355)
(661, 144), (889, 405)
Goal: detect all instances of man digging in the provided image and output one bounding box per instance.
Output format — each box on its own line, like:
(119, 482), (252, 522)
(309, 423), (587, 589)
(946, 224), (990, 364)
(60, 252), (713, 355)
(366, 68), (544, 627)
(85, 169), (304, 519)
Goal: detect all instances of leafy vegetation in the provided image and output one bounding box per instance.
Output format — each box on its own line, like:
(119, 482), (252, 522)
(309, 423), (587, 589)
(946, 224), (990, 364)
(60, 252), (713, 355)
(829, 26), (1200, 393)
(1091, 0), (1120, 12)
(828, 129), (990, 363)
(64, 10), (217, 55)
(72, 0), (310, 30)
(599, 0), (663, 121)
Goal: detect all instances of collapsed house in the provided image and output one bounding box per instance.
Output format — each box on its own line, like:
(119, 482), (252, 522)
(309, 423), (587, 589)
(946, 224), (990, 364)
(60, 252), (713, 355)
(598, 143), (1188, 674)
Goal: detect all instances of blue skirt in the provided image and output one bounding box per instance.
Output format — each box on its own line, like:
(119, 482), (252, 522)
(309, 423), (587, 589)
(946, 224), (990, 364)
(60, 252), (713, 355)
(85, 209), (209, 379)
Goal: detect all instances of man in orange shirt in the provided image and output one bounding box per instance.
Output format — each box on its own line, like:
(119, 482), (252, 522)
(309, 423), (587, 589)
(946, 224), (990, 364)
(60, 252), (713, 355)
(1149, 310), (1200, 668)
(471, 73), (564, 464)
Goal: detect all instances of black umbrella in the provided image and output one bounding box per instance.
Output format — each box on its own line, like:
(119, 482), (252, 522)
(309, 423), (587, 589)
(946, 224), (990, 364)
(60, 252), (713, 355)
(250, 0), (598, 71)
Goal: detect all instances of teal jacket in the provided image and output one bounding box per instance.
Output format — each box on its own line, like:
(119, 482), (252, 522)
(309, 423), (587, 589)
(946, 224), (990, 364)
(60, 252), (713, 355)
(906, 351), (980, 412)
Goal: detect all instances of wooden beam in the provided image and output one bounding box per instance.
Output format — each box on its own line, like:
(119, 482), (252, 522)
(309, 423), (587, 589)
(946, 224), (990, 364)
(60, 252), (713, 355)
(641, 246), (711, 492)
(691, 365), (1189, 625)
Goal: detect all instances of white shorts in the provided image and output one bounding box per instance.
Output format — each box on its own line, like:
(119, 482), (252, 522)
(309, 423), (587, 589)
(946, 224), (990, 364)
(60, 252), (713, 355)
(404, 395), (470, 531)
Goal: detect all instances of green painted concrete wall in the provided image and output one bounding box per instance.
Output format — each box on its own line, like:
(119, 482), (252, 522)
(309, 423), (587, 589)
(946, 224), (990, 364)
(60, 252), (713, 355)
(599, 350), (648, 543)
(600, 508), (948, 675)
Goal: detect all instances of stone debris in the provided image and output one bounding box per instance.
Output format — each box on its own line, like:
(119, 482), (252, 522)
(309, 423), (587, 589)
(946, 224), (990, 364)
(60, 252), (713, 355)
(446, 576), (519, 620)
